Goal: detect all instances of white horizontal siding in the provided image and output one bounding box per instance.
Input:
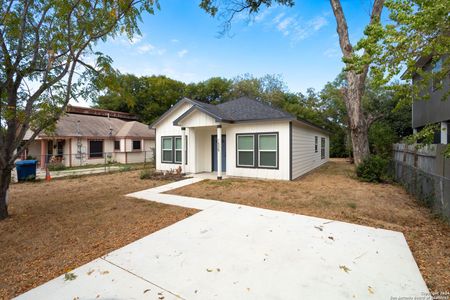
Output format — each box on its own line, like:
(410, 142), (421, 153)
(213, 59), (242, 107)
(226, 121), (290, 180)
(291, 123), (329, 179)
(155, 102), (195, 173)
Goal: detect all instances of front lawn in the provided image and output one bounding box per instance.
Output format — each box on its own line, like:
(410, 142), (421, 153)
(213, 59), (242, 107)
(0, 170), (197, 299)
(169, 159), (450, 291)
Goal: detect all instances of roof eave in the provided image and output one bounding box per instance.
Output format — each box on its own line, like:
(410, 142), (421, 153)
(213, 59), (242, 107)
(292, 119), (331, 135)
(150, 98), (196, 128)
(172, 104), (227, 126)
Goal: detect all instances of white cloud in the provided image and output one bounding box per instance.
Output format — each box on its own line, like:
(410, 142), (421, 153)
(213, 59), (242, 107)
(271, 11), (329, 43)
(276, 17), (295, 35)
(310, 16), (328, 31)
(129, 35), (143, 45)
(171, 39), (179, 43)
(254, 7), (274, 23)
(136, 43), (166, 55)
(137, 43), (155, 54)
(177, 49), (188, 58)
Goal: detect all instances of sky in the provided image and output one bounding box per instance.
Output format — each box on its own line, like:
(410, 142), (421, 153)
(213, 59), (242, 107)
(76, 0), (378, 106)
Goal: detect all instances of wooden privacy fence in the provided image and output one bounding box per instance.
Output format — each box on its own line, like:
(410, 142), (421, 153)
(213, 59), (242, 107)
(393, 144), (450, 221)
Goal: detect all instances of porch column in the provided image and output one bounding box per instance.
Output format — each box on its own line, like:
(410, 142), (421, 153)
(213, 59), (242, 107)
(40, 140), (46, 169)
(181, 127), (186, 174)
(216, 125), (222, 180)
(441, 122), (448, 144)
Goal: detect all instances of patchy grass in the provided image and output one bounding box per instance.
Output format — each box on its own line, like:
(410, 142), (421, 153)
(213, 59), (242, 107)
(169, 158), (450, 291)
(0, 170), (197, 299)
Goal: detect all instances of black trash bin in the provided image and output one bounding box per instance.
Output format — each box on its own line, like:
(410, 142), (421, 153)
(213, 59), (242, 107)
(15, 160), (38, 182)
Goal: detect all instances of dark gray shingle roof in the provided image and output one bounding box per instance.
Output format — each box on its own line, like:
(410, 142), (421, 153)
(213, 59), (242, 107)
(178, 97), (294, 123)
(215, 97), (294, 121)
(153, 97), (329, 134)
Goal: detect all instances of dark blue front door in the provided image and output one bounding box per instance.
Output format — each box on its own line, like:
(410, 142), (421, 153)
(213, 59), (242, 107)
(212, 135), (226, 172)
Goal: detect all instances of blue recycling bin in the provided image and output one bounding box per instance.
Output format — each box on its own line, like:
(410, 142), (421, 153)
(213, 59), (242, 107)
(15, 160), (38, 182)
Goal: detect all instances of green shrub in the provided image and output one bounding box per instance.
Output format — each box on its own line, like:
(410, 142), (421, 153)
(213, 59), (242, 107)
(47, 163), (66, 171)
(140, 168), (155, 179)
(356, 155), (391, 183)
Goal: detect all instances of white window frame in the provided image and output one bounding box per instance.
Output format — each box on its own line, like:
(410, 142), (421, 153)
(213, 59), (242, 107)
(237, 134), (255, 167)
(161, 137), (173, 163)
(174, 137), (182, 163)
(258, 133), (278, 168)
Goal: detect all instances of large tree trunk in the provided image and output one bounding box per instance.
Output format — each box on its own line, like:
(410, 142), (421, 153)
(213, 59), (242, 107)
(329, 0), (384, 166)
(345, 71), (370, 165)
(0, 167), (11, 220)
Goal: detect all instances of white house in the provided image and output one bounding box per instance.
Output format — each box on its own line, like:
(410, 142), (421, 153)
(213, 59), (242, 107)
(152, 97), (330, 180)
(23, 106), (155, 169)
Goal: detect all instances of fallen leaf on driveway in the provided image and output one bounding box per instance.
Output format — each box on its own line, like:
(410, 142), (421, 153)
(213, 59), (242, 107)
(64, 272), (77, 281)
(339, 265), (351, 273)
(314, 226), (323, 231)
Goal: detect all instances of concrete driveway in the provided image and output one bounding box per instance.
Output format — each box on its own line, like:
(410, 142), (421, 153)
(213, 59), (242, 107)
(16, 178), (429, 300)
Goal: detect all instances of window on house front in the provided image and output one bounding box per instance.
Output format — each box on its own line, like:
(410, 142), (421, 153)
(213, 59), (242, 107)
(132, 140), (141, 150)
(321, 137), (326, 159)
(315, 136), (318, 153)
(114, 140), (120, 151)
(161, 136), (187, 164)
(162, 137), (173, 163)
(237, 135), (255, 167)
(175, 137), (182, 163)
(258, 134), (277, 168)
(89, 140), (103, 158)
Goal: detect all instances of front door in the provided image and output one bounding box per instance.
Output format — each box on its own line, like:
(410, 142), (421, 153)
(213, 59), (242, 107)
(212, 135), (226, 172)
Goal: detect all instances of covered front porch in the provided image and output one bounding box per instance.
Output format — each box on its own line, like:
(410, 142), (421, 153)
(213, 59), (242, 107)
(179, 124), (227, 180)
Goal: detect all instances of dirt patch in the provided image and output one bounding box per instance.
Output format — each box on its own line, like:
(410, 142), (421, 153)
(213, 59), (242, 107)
(0, 170), (197, 299)
(170, 159), (450, 291)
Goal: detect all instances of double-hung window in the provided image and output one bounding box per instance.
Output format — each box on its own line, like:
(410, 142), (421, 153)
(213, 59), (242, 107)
(237, 135), (255, 167)
(236, 133), (278, 169)
(258, 134), (277, 168)
(161, 136), (187, 164)
(162, 137), (173, 163)
(175, 137), (182, 163)
(315, 136), (318, 153)
(321, 137), (326, 159)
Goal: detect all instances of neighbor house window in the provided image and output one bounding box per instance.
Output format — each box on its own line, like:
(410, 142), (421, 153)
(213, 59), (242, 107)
(258, 134), (277, 168)
(315, 136), (318, 153)
(89, 140), (103, 158)
(432, 58), (443, 91)
(321, 137), (326, 159)
(114, 140), (120, 151)
(237, 135), (255, 167)
(162, 137), (173, 163)
(132, 140), (141, 150)
(175, 137), (182, 163)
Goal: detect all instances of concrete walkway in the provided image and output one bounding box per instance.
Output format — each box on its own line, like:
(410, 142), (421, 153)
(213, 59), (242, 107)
(16, 178), (429, 300)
